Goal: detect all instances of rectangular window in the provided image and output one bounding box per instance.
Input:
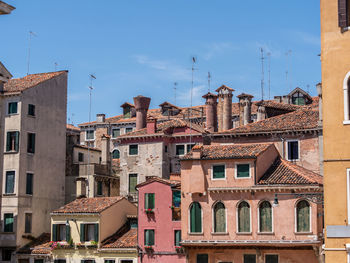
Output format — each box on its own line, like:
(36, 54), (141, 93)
(287, 141), (299, 161)
(186, 144), (195, 153)
(2, 249), (14, 261)
(338, 0), (350, 27)
(97, 181), (103, 196)
(26, 173), (33, 195)
(174, 230), (181, 246)
(5, 171), (15, 194)
(129, 144), (138, 155)
(236, 164), (250, 178)
(172, 190), (181, 221)
(25, 213), (32, 233)
(196, 254), (208, 263)
(112, 128), (120, 138)
(125, 127), (133, 133)
(176, 145), (185, 156)
(27, 133), (35, 153)
(144, 229), (155, 246)
(52, 224), (69, 241)
(6, 131), (19, 152)
(145, 193), (155, 210)
(18, 260), (29, 263)
(82, 260), (95, 263)
(128, 174), (137, 193)
(120, 261), (133, 263)
(104, 260), (115, 263)
(4, 213), (14, 232)
(80, 223), (99, 242)
(54, 260), (66, 263)
(28, 104), (35, 116)
(8, 102), (18, 114)
(244, 255), (256, 263)
(86, 130), (94, 140)
(265, 255), (278, 263)
(212, 164), (225, 179)
(78, 152), (84, 162)
(34, 260), (44, 263)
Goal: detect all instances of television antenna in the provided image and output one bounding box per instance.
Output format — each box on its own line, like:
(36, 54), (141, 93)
(27, 31), (38, 75)
(208, 72), (211, 92)
(285, 50), (292, 91)
(174, 82), (178, 105)
(267, 52), (271, 100)
(87, 73), (96, 197)
(260, 48), (265, 101)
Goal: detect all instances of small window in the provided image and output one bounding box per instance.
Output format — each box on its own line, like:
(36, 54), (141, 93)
(4, 213), (14, 232)
(165, 145), (168, 152)
(5, 171), (15, 194)
(128, 174), (137, 194)
(52, 224), (70, 241)
(144, 229), (155, 246)
(112, 128), (120, 138)
(145, 193), (155, 210)
(236, 164), (250, 178)
(27, 133), (35, 153)
(26, 173), (33, 195)
(213, 202), (226, 233)
(80, 223), (99, 242)
(212, 165), (225, 179)
(172, 191), (181, 221)
(176, 145), (185, 156)
(97, 181), (103, 196)
(82, 260), (94, 263)
(125, 127), (133, 133)
(78, 152), (84, 162)
(2, 249), (14, 261)
(25, 213), (32, 233)
(172, 190), (181, 208)
(238, 201), (250, 233)
(8, 102), (18, 114)
(244, 254), (256, 263)
(196, 254), (208, 263)
(104, 260), (115, 263)
(86, 130), (94, 140)
(112, 149), (120, 159)
(265, 255), (278, 263)
(28, 104), (35, 116)
(120, 261), (133, 263)
(190, 202), (202, 233)
(287, 141), (299, 161)
(129, 145), (138, 155)
(174, 230), (181, 247)
(6, 131), (19, 152)
(296, 200), (310, 232)
(186, 144), (195, 153)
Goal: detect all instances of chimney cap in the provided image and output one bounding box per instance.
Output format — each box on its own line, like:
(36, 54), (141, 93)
(237, 93), (254, 99)
(202, 92), (218, 99)
(215, 84), (235, 93)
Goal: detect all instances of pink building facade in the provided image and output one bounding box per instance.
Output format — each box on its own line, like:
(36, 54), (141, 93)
(136, 177), (186, 263)
(180, 143), (323, 263)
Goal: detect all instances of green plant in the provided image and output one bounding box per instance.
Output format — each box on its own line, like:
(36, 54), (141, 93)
(68, 238), (73, 247)
(90, 240), (98, 246)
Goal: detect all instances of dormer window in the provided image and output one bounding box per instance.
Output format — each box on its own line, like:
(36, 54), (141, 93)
(121, 102), (135, 119)
(159, 102), (181, 116)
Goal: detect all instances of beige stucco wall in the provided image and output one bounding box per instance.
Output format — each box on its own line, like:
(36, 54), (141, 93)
(73, 147), (101, 164)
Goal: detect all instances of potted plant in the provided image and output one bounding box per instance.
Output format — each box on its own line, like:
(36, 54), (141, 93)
(144, 245), (153, 252)
(145, 208), (154, 214)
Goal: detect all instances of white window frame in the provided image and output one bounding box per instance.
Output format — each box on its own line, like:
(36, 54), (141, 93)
(235, 163), (251, 179)
(111, 128), (121, 138)
(85, 129), (95, 141)
(128, 144), (139, 156)
(286, 139), (300, 161)
(236, 200), (252, 234)
(257, 200), (274, 233)
(124, 127), (134, 134)
(119, 259), (136, 263)
(127, 173), (138, 195)
(188, 202), (203, 234)
(211, 164), (226, 180)
(4, 169), (16, 195)
(7, 101), (19, 116)
(294, 199), (312, 233)
(347, 168), (350, 224)
(103, 258), (116, 263)
(212, 201), (227, 233)
(344, 71), (350, 124)
(175, 144), (186, 156)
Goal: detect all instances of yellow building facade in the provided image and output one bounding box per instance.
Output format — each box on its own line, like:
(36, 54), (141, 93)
(321, 0), (350, 262)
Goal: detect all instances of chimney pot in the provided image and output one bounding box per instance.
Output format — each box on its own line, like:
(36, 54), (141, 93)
(237, 93), (253, 126)
(202, 92), (218, 132)
(133, 95), (151, 130)
(146, 118), (157, 134)
(96, 114), (105, 123)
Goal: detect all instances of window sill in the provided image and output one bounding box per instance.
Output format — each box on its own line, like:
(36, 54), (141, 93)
(257, 232), (274, 235)
(27, 152), (35, 156)
(4, 151), (19, 154)
(341, 26), (350, 33)
(294, 232), (313, 235)
(188, 232), (204, 236)
(235, 177), (251, 179)
(236, 232), (252, 235)
(3, 193), (16, 197)
(211, 232), (229, 235)
(1, 232), (15, 234)
(211, 178), (226, 181)
(6, 113), (19, 117)
(343, 120), (350, 125)
(27, 115), (36, 118)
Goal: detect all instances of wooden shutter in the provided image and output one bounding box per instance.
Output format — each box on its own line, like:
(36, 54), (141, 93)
(66, 224), (71, 241)
(15, 131), (19, 152)
(52, 224), (57, 241)
(259, 201), (272, 232)
(339, 0), (348, 28)
(297, 201), (310, 232)
(26, 173), (33, 195)
(149, 193), (155, 209)
(80, 224), (85, 242)
(237, 164), (250, 178)
(129, 174), (137, 193)
(238, 202), (250, 232)
(94, 224), (99, 242)
(149, 230), (154, 245)
(190, 202), (202, 233)
(144, 230), (149, 245)
(6, 132), (11, 151)
(174, 230), (181, 246)
(214, 202), (226, 232)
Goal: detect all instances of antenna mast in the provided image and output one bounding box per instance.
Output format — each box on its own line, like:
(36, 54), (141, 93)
(260, 48), (265, 101)
(190, 57), (196, 145)
(27, 31), (37, 75)
(174, 82), (178, 105)
(54, 62), (58, 71)
(208, 72), (211, 92)
(87, 74), (96, 198)
(285, 50), (292, 91)
(267, 52), (271, 100)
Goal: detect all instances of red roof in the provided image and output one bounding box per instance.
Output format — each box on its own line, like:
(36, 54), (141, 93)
(136, 176), (181, 189)
(66, 124), (80, 132)
(17, 233), (51, 255)
(3, 71), (67, 93)
(101, 224), (137, 249)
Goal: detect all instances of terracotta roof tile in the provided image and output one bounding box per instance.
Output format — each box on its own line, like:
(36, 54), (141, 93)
(3, 71), (67, 93)
(52, 197), (124, 214)
(74, 144), (101, 152)
(101, 224), (137, 249)
(17, 233), (51, 255)
(255, 100), (302, 111)
(182, 143), (273, 160)
(136, 176), (181, 189)
(66, 124), (80, 132)
(258, 158), (323, 185)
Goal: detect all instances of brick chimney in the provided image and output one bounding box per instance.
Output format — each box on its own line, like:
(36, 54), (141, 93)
(216, 85), (234, 131)
(257, 104), (266, 121)
(101, 134), (111, 166)
(133, 95), (151, 130)
(237, 93), (253, 126)
(147, 118), (157, 134)
(202, 92), (218, 132)
(96, 113), (105, 123)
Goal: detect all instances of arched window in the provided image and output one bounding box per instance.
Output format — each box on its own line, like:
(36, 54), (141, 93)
(213, 202), (226, 233)
(259, 201), (272, 232)
(296, 200), (310, 232)
(237, 201), (250, 233)
(112, 149), (120, 159)
(343, 72), (350, 121)
(190, 202), (202, 233)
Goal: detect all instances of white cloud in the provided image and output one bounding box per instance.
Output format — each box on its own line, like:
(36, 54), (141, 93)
(177, 84), (206, 106)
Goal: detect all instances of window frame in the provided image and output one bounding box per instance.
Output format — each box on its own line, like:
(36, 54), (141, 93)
(235, 163), (251, 179)
(243, 254), (257, 263)
(28, 104), (35, 117)
(112, 149), (120, 159)
(4, 213), (14, 232)
(211, 164), (226, 180)
(119, 259), (134, 263)
(144, 193), (155, 210)
(189, 202), (203, 234)
(7, 101), (18, 115)
(85, 130), (95, 141)
(295, 199), (311, 233)
(26, 172), (33, 195)
(6, 131), (20, 152)
(27, 132), (36, 154)
(212, 201), (227, 233)
(128, 144), (138, 156)
(286, 140), (300, 161)
(144, 229), (155, 246)
(265, 254), (279, 263)
(78, 152), (84, 162)
(174, 229), (181, 247)
(236, 200), (252, 233)
(175, 144), (185, 156)
(128, 173), (138, 194)
(80, 223), (99, 242)
(344, 71), (350, 124)
(125, 127), (133, 134)
(258, 200), (273, 233)
(5, 170), (15, 194)
(24, 212), (32, 233)
(111, 128), (120, 138)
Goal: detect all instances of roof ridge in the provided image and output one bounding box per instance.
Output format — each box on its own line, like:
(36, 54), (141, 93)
(280, 159), (322, 184)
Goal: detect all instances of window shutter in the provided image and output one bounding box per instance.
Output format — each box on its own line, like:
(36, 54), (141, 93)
(214, 202), (226, 232)
(175, 230), (181, 246)
(190, 202), (202, 233)
(339, 0), (348, 28)
(145, 230), (149, 245)
(15, 132), (19, 152)
(6, 132), (10, 151)
(81, 260), (84, 263)
(94, 224), (99, 242)
(259, 202), (272, 232)
(149, 230), (154, 245)
(297, 201), (310, 232)
(52, 224), (57, 241)
(238, 202), (250, 232)
(145, 193), (149, 209)
(80, 224), (85, 242)
(66, 224), (71, 241)
(149, 193), (155, 209)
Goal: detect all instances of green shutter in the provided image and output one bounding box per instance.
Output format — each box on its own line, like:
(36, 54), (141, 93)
(15, 131), (19, 152)
(66, 224), (71, 241)
(129, 145), (138, 155)
(238, 202), (250, 232)
(259, 201), (272, 232)
(297, 201), (310, 232)
(145, 230), (149, 245)
(94, 224), (99, 242)
(237, 164), (250, 178)
(266, 255), (278, 263)
(175, 230), (181, 246)
(6, 132), (10, 151)
(80, 224), (85, 242)
(128, 174), (137, 193)
(214, 202), (226, 232)
(213, 165), (225, 179)
(97, 181), (103, 196)
(190, 202), (202, 233)
(149, 193), (154, 209)
(52, 224), (57, 241)
(112, 150), (120, 159)
(149, 230), (154, 245)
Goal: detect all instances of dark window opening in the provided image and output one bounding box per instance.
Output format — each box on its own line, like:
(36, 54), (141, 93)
(129, 145), (138, 155)
(78, 152), (84, 162)
(4, 213), (14, 232)
(27, 133), (35, 154)
(176, 145), (185, 156)
(287, 141), (299, 161)
(6, 131), (19, 152)
(8, 102), (17, 114)
(28, 104), (35, 116)
(25, 213), (32, 233)
(112, 149), (120, 159)
(26, 173), (33, 195)
(5, 171), (15, 194)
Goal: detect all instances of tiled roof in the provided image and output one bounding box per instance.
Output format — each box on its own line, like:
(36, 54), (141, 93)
(118, 118), (206, 139)
(182, 143), (273, 160)
(218, 108), (319, 135)
(3, 71), (67, 93)
(136, 176), (181, 189)
(66, 124), (80, 132)
(101, 224), (137, 249)
(17, 233), (51, 255)
(258, 158), (323, 185)
(74, 144), (101, 152)
(255, 100), (302, 111)
(52, 197), (124, 214)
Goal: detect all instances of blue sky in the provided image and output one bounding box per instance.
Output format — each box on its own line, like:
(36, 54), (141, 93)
(1, 1), (321, 125)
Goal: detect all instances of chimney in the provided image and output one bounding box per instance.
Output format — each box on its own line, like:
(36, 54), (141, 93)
(101, 134), (111, 166)
(147, 118), (157, 134)
(316, 83), (322, 126)
(202, 92), (218, 132)
(257, 104), (266, 121)
(133, 95), (151, 130)
(96, 113), (105, 123)
(237, 93), (253, 126)
(216, 85), (234, 132)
